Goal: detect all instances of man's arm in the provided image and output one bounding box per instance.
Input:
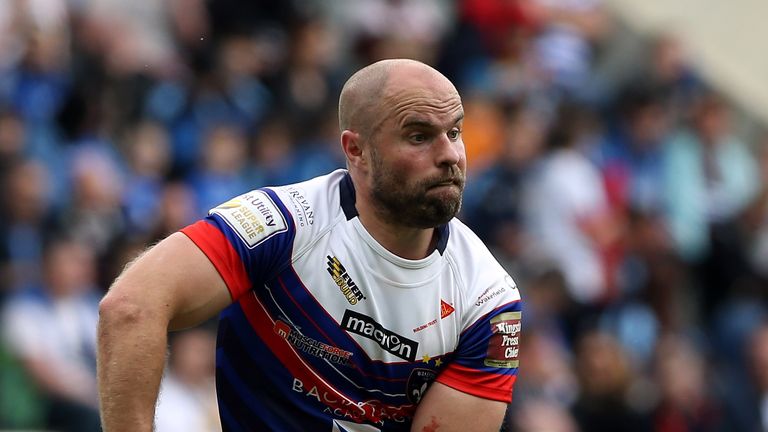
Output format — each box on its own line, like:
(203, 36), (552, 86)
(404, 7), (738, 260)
(97, 232), (232, 432)
(410, 382), (507, 432)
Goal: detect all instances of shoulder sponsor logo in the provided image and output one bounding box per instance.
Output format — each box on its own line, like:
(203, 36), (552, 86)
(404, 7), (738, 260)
(440, 300), (455, 319)
(484, 311), (521, 368)
(274, 320), (353, 367)
(475, 275), (517, 307)
(327, 256), (366, 305)
(286, 186), (314, 227)
(406, 368), (437, 404)
(475, 285), (507, 307)
(342, 310), (418, 362)
(210, 190), (288, 248)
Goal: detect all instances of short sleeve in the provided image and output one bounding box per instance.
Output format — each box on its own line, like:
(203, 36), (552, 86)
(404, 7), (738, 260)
(181, 188), (297, 301)
(436, 299), (522, 403)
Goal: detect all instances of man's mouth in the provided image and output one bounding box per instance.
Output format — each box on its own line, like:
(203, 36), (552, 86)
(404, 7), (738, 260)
(429, 178), (463, 190)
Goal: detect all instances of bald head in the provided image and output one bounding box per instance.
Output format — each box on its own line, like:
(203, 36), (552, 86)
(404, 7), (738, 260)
(338, 59), (452, 139)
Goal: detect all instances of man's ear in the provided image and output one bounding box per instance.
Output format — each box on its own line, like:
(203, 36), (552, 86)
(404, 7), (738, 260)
(341, 130), (366, 169)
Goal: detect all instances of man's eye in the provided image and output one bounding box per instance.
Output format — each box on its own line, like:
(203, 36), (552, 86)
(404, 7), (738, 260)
(447, 129), (461, 140)
(410, 134), (427, 143)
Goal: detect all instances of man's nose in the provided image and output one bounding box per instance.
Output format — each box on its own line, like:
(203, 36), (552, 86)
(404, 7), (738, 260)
(435, 134), (462, 167)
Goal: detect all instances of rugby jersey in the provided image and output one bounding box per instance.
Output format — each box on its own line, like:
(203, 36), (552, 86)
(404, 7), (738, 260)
(181, 169), (522, 431)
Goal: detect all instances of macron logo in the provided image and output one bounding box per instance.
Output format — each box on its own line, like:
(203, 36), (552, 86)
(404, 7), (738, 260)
(342, 310), (418, 362)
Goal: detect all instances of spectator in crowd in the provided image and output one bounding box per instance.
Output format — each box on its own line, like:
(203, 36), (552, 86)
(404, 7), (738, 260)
(529, 0), (613, 100)
(187, 122), (249, 215)
(743, 133), (768, 283)
(464, 101), (546, 271)
(1, 238), (101, 432)
(523, 102), (621, 308)
(155, 328), (220, 432)
(721, 322), (768, 432)
(595, 83), (683, 340)
(329, 0), (452, 65)
(55, 146), (126, 258)
(662, 90), (759, 317)
(571, 329), (652, 432)
(246, 115), (302, 187)
(0, 158), (52, 295)
(122, 120), (173, 235)
(0, 109), (25, 167)
(651, 333), (726, 432)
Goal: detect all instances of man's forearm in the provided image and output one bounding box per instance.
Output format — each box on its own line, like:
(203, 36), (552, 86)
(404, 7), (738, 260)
(97, 294), (169, 432)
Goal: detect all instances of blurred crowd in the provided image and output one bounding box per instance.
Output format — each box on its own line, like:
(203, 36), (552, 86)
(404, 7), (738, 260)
(0, 0), (767, 431)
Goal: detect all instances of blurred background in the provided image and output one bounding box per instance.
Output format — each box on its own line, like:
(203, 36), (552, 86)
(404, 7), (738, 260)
(0, 0), (767, 431)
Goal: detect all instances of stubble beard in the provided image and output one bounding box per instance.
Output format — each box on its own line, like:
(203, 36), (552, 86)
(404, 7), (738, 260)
(369, 148), (465, 229)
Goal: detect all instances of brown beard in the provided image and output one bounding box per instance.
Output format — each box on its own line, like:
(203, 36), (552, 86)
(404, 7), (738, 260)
(369, 147), (465, 229)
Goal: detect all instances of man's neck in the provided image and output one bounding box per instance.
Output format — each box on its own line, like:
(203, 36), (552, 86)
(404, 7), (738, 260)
(355, 199), (437, 260)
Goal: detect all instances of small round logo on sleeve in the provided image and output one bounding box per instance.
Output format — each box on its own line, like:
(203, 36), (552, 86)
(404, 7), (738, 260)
(484, 312), (521, 368)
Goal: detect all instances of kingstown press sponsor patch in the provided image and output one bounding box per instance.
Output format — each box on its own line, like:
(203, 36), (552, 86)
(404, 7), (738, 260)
(484, 311), (521, 368)
(209, 190), (287, 248)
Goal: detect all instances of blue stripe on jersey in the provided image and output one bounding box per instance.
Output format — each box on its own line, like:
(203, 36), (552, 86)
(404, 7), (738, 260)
(453, 300), (522, 374)
(218, 399), (244, 431)
(219, 303), (417, 430)
(218, 349), (321, 431)
(256, 267), (436, 400)
(222, 287), (423, 406)
(216, 352), (267, 431)
(217, 304), (329, 431)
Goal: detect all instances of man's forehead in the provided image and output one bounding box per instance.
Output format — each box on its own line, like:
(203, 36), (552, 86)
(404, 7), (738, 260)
(399, 107), (465, 129)
(388, 91), (463, 123)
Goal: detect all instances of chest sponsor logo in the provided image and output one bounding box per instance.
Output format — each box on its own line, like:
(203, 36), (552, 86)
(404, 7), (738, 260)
(412, 317), (437, 333)
(274, 320), (353, 367)
(342, 310), (418, 362)
(209, 190), (287, 248)
(440, 300), (455, 319)
(292, 377), (413, 426)
(406, 368), (437, 404)
(327, 256), (366, 305)
(285, 186), (314, 227)
(484, 311), (521, 368)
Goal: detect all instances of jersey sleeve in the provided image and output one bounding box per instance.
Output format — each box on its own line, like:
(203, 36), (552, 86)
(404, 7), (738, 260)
(436, 276), (522, 403)
(181, 188), (296, 301)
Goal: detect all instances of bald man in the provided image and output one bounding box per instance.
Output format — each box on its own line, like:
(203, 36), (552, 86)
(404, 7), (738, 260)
(98, 59), (523, 432)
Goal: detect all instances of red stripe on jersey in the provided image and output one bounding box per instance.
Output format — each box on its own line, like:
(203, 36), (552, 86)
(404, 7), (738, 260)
(181, 221), (251, 300)
(238, 292), (415, 424)
(436, 363), (516, 403)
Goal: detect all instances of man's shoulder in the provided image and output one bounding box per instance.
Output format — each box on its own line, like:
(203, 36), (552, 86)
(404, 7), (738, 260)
(446, 218), (496, 259)
(445, 218), (522, 322)
(266, 169), (347, 231)
(445, 218), (511, 282)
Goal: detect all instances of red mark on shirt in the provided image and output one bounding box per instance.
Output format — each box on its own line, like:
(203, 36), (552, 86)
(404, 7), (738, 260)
(421, 416), (440, 432)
